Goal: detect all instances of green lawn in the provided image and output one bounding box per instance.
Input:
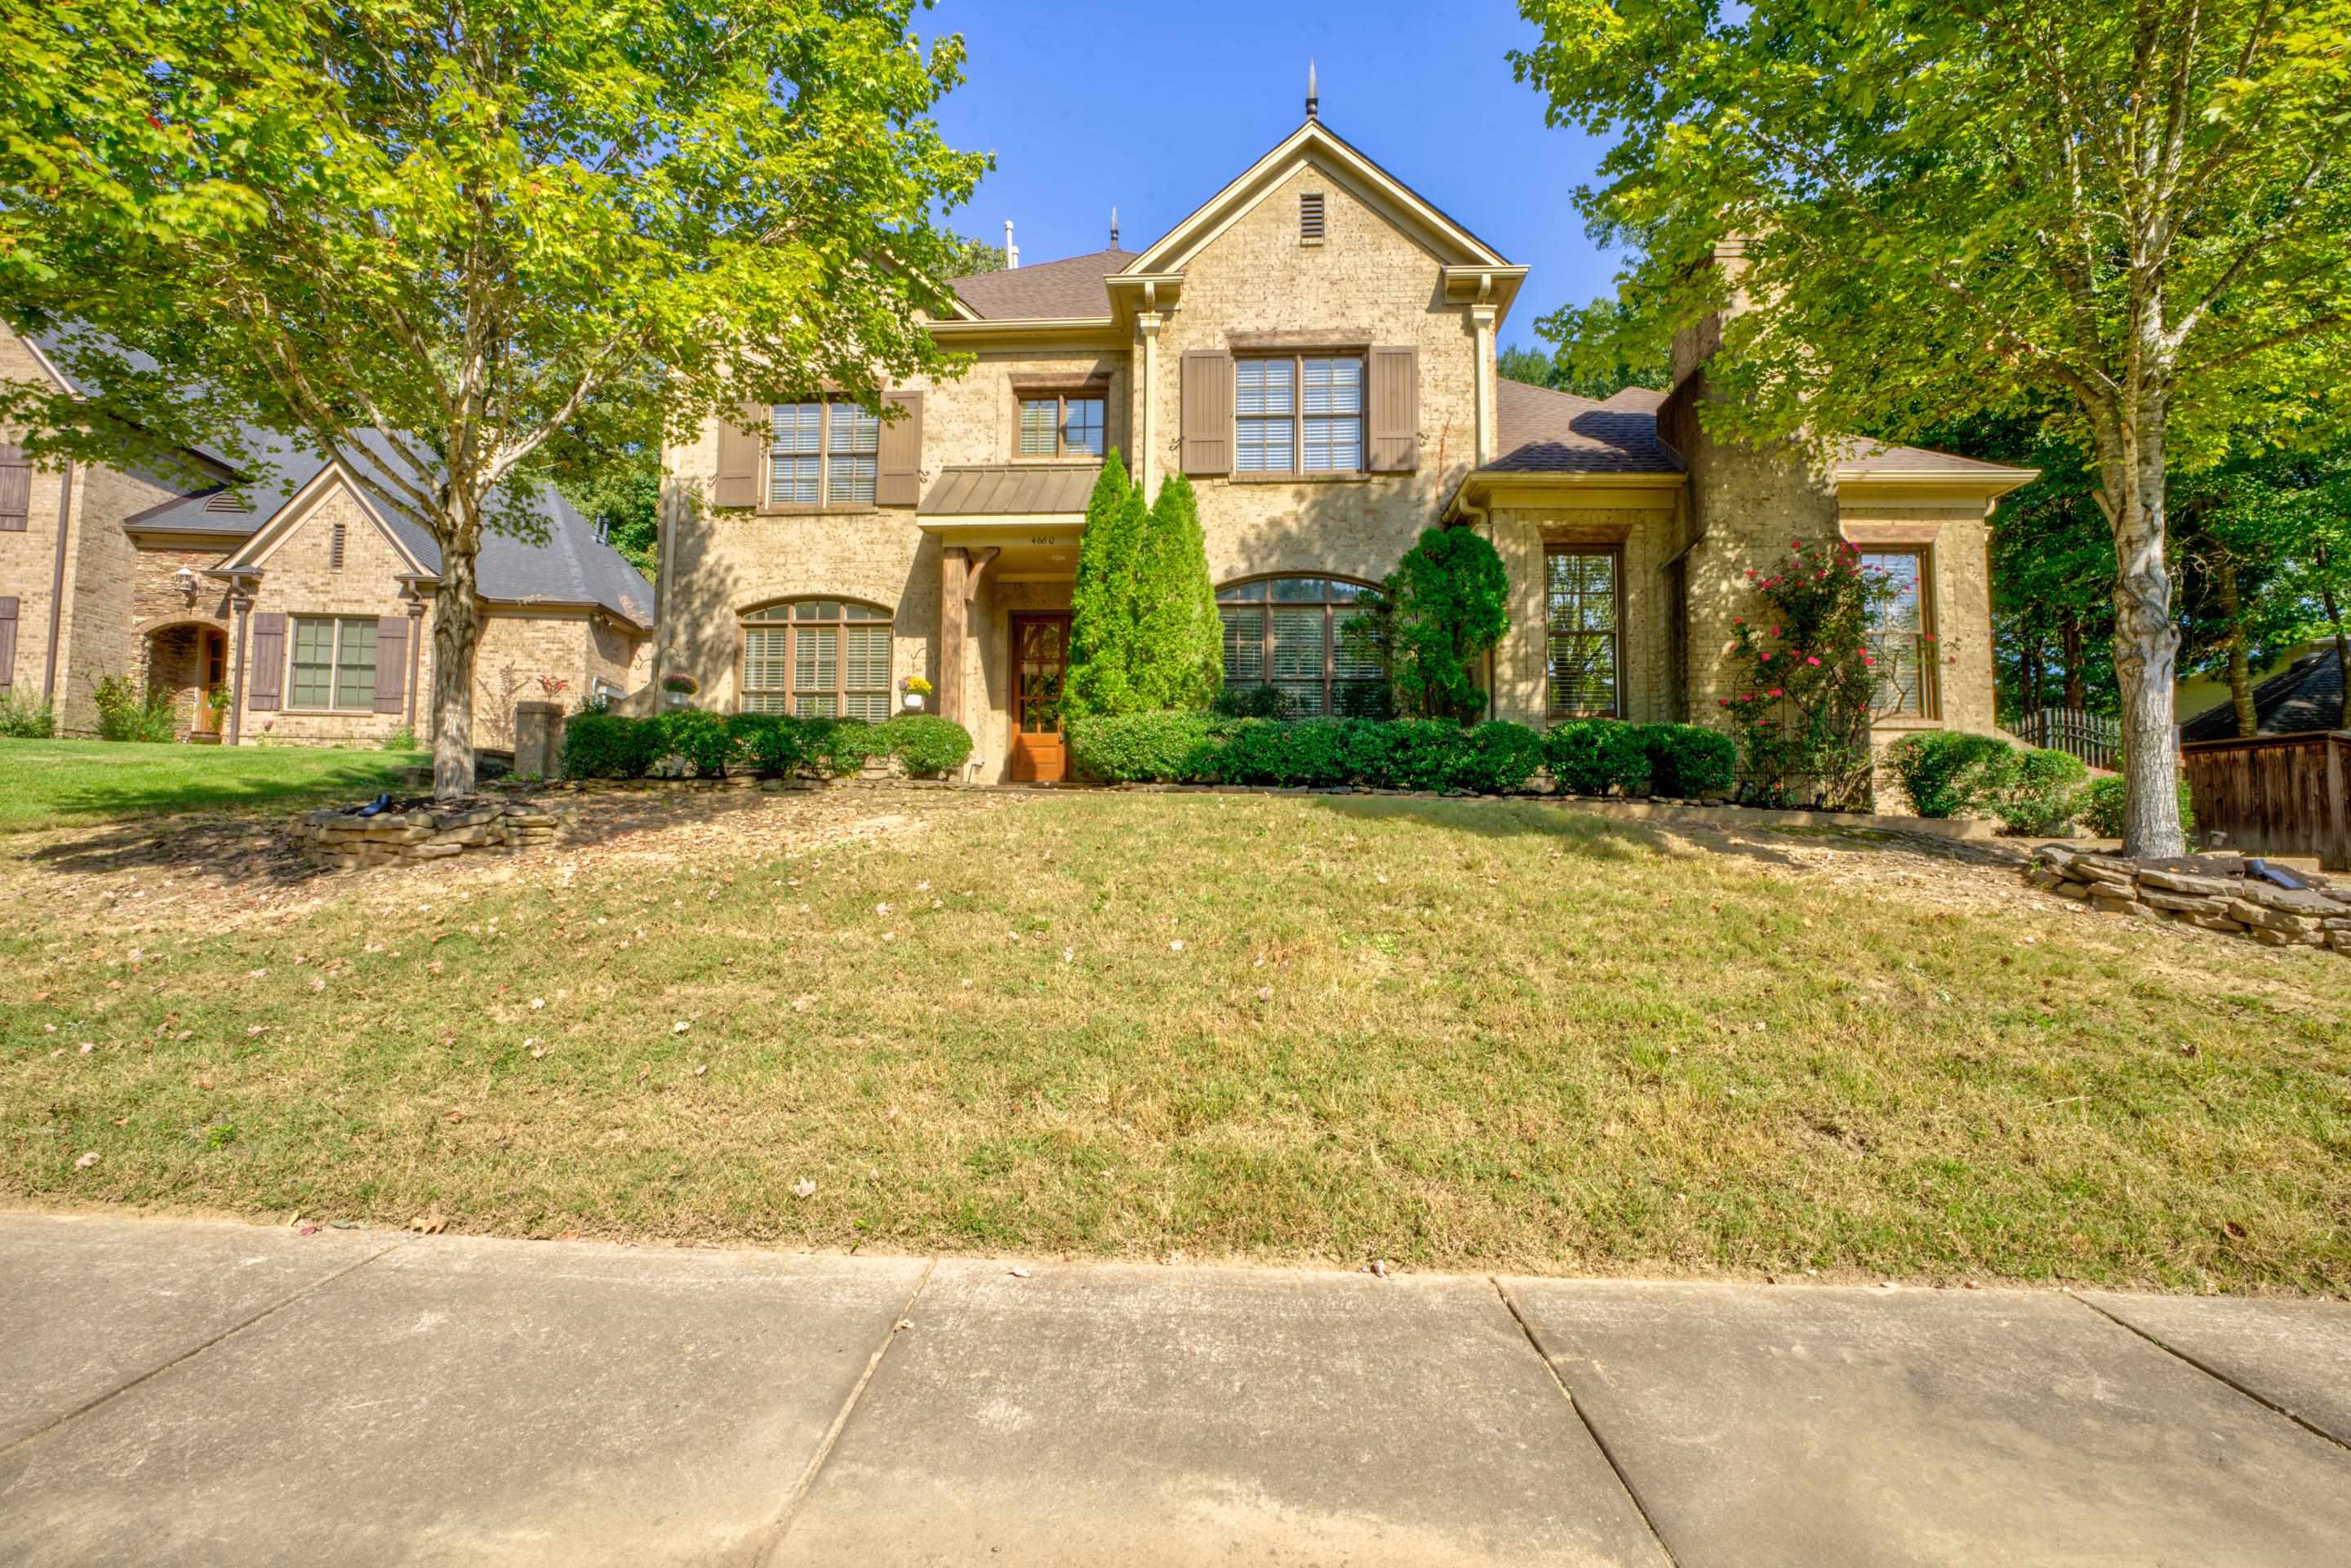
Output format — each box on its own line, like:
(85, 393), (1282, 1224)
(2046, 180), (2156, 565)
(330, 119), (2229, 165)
(0, 740), (425, 833)
(3, 785), (2347, 1290)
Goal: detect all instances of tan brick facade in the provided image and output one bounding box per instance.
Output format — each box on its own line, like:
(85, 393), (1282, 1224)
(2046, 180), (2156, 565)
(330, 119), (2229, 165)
(3, 318), (651, 751)
(656, 124), (2020, 785)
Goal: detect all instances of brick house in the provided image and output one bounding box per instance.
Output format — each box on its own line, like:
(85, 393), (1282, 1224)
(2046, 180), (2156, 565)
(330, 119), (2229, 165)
(652, 113), (2033, 783)
(0, 323), (652, 748)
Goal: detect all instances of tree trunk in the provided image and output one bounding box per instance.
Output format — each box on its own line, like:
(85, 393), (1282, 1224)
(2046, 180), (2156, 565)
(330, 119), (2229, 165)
(2060, 611), (2084, 710)
(2100, 392), (2189, 859)
(429, 501), (484, 800)
(2215, 553), (2257, 738)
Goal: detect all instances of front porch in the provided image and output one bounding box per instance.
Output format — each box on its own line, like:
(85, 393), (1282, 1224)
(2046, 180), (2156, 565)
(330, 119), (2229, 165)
(140, 618), (232, 743)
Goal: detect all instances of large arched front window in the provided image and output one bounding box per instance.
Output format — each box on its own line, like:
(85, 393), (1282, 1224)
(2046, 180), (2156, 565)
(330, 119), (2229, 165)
(1215, 575), (1384, 717)
(740, 599), (892, 718)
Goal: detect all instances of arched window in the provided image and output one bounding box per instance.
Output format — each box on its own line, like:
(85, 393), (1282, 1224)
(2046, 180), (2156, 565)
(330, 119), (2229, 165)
(740, 599), (893, 718)
(1215, 575), (1384, 717)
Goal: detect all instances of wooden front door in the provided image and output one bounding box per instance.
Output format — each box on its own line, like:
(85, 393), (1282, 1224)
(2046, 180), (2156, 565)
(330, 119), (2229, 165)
(1010, 613), (1071, 783)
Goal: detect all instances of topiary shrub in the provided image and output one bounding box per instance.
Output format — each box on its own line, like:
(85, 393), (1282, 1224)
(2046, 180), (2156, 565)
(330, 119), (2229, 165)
(727, 713), (808, 778)
(563, 709), (660, 778)
(1449, 722), (1545, 793)
(1884, 730), (2016, 817)
(1543, 718), (1651, 795)
(649, 708), (732, 777)
(1993, 747), (2088, 835)
(2078, 774), (2195, 840)
(802, 717), (882, 778)
(1067, 710), (1224, 783)
(1642, 723), (1738, 798)
(1349, 528), (1509, 723)
(881, 714), (974, 777)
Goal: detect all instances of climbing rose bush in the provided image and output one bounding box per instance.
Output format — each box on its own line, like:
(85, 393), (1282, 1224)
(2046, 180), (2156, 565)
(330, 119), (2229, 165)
(1720, 540), (1894, 808)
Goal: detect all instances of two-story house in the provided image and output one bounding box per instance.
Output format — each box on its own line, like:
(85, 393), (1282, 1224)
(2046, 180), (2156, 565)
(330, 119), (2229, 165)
(652, 112), (2033, 784)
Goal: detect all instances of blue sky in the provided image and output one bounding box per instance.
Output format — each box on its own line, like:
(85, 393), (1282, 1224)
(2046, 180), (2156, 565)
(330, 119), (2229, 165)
(916, 0), (1626, 355)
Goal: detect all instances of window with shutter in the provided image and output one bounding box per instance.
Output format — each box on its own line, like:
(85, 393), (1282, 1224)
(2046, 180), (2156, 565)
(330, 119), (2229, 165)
(0, 597), (18, 689)
(0, 444), (30, 531)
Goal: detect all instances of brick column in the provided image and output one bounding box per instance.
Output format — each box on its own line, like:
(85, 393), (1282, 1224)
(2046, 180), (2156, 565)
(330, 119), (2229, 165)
(939, 546), (967, 725)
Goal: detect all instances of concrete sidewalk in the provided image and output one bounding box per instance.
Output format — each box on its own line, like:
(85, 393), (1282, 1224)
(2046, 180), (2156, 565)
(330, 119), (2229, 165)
(2, 1214), (2347, 1566)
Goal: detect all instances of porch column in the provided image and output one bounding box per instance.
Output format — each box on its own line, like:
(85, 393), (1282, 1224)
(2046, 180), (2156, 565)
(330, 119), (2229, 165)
(404, 596), (425, 730)
(225, 589), (253, 747)
(1137, 311), (1163, 497)
(939, 546), (968, 726)
(1471, 302), (1498, 466)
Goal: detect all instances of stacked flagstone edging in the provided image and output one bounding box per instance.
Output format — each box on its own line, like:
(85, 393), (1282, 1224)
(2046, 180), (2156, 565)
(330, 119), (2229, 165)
(2024, 846), (2351, 955)
(296, 798), (573, 870)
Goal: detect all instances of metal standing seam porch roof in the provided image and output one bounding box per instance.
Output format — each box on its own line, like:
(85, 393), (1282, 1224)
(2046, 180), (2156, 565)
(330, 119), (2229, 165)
(918, 462), (1103, 517)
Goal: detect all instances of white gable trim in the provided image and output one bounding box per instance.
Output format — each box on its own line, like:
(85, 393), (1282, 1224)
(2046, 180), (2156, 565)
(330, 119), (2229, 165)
(219, 459), (433, 578)
(1122, 120), (1510, 277)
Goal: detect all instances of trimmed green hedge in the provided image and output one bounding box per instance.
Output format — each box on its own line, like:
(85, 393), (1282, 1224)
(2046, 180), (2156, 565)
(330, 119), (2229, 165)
(1885, 730), (2095, 832)
(562, 709), (971, 782)
(1066, 713), (1722, 795)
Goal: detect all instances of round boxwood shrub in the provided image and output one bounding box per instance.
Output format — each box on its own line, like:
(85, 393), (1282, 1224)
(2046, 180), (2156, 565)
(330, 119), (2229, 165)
(882, 714), (974, 777)
(1994, 747), (2088, 835)
(1449, 722), (1545, 793)
(1884, 730), (2015, 817)
(1067, 711), (1223, 783)
(1544, 718), (1651, 796)
(562, 709), (660, 778)
(650, 708), (732, 778)
(1642, 723), (1737, 798)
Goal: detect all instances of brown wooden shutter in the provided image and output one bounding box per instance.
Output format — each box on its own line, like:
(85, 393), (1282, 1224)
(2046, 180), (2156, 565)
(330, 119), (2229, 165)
(1180, 350), (1233, 475)
(0, 445), (29, 531)
(247, 612), (285, 711)
(1367, 346), (1420, 472)
(373, 615), (407, 713)
(0, 597), (17, 689)
(713, 403), (765, 508)
(876, 391), (924, 507)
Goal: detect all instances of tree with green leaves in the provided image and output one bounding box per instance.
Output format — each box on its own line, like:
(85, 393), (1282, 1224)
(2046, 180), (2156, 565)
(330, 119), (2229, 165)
(1064, 453), (1144, 717)
(1352, 529), (1510, 725)
(1128, 474), (1222, 710)
(1496, 344), (1557, 389)
(946, 233), (1009, 275)
(0, 0), (987, 797)
(1531, 295), (1673, 402)
(1513, 1), (2351, 856)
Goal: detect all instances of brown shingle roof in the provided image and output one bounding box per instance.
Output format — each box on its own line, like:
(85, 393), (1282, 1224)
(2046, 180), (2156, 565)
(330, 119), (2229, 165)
(1829, 439), (2036, 478)
(1598, 385), (1667, 413)
(1487, 379), (1682, 474)
(920, 463), (1100, 516)
(948, 249), (1138, 320)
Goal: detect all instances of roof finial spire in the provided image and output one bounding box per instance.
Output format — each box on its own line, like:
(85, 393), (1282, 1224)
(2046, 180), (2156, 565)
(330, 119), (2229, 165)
(1305, 59), (1318, 120)
(1110, 206), (1119, 248)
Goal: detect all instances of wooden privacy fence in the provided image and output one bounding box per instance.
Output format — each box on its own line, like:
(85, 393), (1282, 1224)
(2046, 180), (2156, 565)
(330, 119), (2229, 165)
(2015, 707), (2122, 770)
(2180, 730), (2351, 871)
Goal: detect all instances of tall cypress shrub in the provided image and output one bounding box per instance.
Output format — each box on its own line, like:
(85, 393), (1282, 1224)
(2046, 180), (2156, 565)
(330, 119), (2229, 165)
(1064, 452), (1142, 717)
(1130, 474), (1224, 709)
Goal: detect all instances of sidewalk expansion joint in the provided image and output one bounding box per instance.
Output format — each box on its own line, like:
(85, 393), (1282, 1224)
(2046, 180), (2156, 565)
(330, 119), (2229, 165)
(0, 1236), (406, 1464)
(752, 1255), (938, 1566)
(2066, 1290), (2351, 1456)
(1490, 1277), (1686, 1568)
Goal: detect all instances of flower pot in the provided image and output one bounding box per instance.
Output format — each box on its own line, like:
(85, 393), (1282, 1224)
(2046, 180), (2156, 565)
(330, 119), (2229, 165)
(902, 693), (924, 711)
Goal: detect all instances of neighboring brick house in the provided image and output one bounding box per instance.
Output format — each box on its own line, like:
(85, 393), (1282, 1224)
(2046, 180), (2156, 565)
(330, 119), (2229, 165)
(0, 323), (652, 748)
(654, 112), (2033, 783)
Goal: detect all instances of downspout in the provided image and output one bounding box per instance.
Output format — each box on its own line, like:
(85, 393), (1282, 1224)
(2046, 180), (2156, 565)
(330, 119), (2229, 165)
(41, 459), (73, 704)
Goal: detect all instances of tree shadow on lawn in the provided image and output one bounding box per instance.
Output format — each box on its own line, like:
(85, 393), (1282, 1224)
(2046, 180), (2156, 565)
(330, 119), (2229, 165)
(1306, 793), (1824, 873)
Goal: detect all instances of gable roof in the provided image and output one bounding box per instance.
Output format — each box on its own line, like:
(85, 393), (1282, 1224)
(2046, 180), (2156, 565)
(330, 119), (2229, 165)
(1828, 438), (2037, 481)
(2180, 646), (2346, 742)
(1489, 380), (1683, 474)
(1124, 118), (1509, 277)
(947, 249), (1139, 321)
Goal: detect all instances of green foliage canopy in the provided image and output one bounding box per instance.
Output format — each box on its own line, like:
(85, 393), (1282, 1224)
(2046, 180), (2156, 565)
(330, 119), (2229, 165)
(1353, 528), (1510, 725)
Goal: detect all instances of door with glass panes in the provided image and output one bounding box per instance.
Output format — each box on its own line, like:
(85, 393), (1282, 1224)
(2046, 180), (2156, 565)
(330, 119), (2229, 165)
(1009, 613), (1070, 782)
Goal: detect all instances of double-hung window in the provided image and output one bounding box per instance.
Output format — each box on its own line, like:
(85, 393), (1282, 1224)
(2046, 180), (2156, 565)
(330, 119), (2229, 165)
(768, 402), (879, 508)
(740, 600), (893, 719)
(1860, 549), (1935, 717)
(1545, 548), (1622, 720)
(1235, 356), (1362, 475)
(287, 616), (378, 711)
(1018, 393), (1106, 459)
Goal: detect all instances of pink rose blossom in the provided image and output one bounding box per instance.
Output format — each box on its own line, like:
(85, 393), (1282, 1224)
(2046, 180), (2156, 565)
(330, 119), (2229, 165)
(1806, 656), (1820, 666)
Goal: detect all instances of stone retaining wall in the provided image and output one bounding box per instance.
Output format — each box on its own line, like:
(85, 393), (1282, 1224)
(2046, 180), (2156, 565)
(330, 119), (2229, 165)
(2024, 846), (2351, 955)
(296, 797), (574, 870)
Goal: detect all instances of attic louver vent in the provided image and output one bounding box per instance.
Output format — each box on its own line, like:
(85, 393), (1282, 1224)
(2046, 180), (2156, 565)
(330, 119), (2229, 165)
(203, 490), (251, 513)
(1300, 192), (1325, 243)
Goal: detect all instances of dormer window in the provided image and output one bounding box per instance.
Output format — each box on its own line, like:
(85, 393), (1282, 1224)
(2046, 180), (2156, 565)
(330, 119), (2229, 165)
(1299, 191), (1325, 245)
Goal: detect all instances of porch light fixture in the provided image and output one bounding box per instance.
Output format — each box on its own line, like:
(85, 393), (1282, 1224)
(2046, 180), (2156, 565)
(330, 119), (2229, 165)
(172, 566), (199, 599)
